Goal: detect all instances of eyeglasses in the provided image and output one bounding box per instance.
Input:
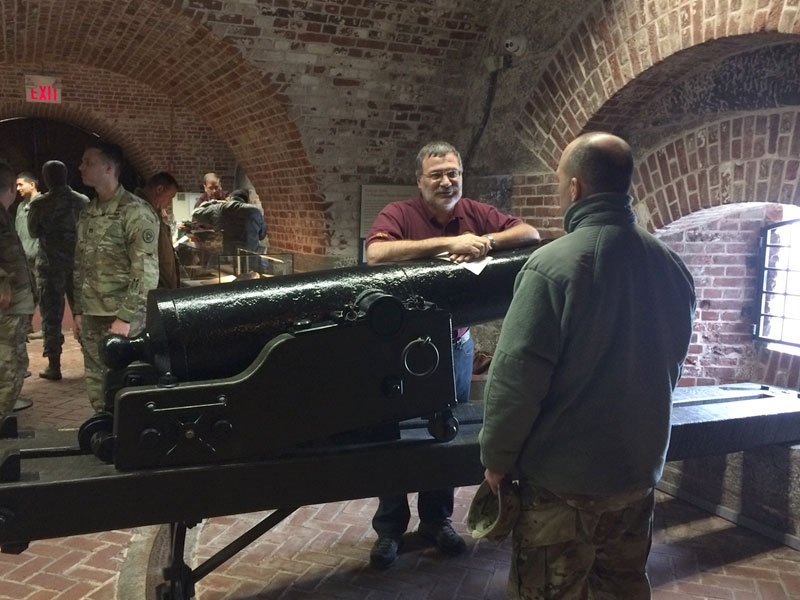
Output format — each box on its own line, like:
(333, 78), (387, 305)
(422, 169), (462, 182)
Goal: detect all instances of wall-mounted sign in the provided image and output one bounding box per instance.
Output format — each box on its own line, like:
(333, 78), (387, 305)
(25, 75), (61, 104)
(360, 184), (418, 238)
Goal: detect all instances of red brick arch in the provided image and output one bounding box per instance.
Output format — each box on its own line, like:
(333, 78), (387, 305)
(1, 0), (325, 254)
(633, 108), (800, 230)
(0, 98), (160, 179)
(517, 0), (800, 170)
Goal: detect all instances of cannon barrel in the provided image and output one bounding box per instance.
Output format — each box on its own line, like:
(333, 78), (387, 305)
(113, 248), (534, 382)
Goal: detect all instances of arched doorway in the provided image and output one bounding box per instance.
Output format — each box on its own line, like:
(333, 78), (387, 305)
(0, 117), (142, 196)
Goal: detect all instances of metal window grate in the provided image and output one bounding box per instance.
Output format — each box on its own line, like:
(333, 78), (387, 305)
(757, 218), (800, 348)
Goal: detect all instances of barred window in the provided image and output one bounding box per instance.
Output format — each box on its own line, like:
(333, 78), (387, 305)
(758, 219), (800, 349)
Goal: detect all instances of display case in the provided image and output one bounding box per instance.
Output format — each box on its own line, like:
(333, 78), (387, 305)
(177, 240), (292, 286)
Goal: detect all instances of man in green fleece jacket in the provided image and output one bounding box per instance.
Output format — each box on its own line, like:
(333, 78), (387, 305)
(480, 132), (696, 599)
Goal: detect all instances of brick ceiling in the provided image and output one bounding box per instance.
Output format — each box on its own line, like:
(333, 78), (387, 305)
(2, 0), (799, 258)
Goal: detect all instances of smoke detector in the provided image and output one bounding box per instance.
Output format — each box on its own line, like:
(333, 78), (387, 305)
(503, 35), (527, 56)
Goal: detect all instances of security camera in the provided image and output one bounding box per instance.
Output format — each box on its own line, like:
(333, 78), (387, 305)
(503, 35), (527, 56)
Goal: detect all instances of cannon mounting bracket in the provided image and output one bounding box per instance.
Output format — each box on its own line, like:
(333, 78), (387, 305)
(109, 301), (457, 470)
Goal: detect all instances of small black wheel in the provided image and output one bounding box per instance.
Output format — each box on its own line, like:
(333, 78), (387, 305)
(78, 413), (113, 453)
(90, 431), (116, 464)
(427, 412), (459, 442)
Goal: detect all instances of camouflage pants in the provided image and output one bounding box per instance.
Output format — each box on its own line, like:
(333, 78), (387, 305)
(507, 483), (654, 600)
(37, 263), (74, 358)
(0, 315), (30, 415)
(79, 315), (115, 413)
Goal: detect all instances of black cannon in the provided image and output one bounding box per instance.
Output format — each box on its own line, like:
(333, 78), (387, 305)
(81, 249), (536, 470)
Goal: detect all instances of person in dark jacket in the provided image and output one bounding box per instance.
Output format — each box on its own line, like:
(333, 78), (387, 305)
(192, 189), (266, 272)
(137, 172), (180, 290)
(218, 189), (266, 255)
(0, 161), (35, 414)
(480, 132), (696, 599)
(27, 161), (89, 380)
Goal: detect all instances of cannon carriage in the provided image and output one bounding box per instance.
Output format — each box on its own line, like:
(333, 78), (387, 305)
(1, 248), (800, 599)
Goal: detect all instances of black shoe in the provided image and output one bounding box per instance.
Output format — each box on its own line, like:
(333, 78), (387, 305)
(370, 536), (402, 569)
(23, 370), (31, 378)
(39, 356), (62, 380)
(39, 366), (62, 380)
(418, 520), (466, 556)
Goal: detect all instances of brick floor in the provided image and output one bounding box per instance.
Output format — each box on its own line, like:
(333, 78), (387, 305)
(0, 334), (799, 599)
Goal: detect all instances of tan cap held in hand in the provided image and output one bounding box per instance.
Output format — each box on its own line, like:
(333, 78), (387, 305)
(467, 479), (521, 542)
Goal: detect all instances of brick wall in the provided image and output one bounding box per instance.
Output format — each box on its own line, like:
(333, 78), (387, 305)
(657, 202), (800, 387)
(510, 109), (800, 241)
(0, 63), (237, 190)
(2, 0), (326, 257)
(3, 0), (800, 265)
(190, 0), (497, 260)
(628, 111), (800, 386)
(511, 172), (563, 240)
(633, 110), (800, 231)
(513, 0), (800, 172)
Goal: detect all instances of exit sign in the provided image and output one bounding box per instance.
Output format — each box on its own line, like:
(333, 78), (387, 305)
(25, 75), (61, 104)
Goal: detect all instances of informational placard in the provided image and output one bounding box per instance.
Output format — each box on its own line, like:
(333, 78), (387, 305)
(172, 192), (200, 224)
(360, 184), (418, 237)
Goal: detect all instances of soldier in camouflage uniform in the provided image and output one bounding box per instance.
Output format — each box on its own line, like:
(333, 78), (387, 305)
(0, 162), (35, 415)
(73, 143), (159, 413)
(128, 171), (180, 334)
(480, 133), (695, 599)
(28, 161), (89, 380)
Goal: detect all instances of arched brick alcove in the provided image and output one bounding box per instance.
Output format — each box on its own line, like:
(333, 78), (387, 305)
(0, 62), (239, 189)
(1, 0), (325, 255)
(657, 202), (800, 389)
(633, 108), (800, 230)
(515, 0), (800, 170)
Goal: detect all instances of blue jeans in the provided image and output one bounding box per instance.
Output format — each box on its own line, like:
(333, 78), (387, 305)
(372, 332), (474, 537)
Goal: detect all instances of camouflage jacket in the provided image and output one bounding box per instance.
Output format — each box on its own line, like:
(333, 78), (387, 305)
(73, 186), (159, 321)
(136, 196), (180, 290)
(27, 185), (89, 269)
(0, 205), (34, 315)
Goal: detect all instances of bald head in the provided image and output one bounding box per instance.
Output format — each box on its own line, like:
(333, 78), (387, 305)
(42, 160), (68, 188)
(563, 132), (633, 196)
(202, 172), (224, 201)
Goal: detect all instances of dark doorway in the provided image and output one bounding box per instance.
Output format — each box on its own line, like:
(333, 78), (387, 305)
(0, 117), (142, 196)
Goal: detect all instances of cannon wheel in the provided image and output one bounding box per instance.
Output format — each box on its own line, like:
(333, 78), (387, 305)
(156, 577), (190, 600)
(156, 522), (194, 600)
(77, 414), (113, 453)
(427, 411), (459, 442)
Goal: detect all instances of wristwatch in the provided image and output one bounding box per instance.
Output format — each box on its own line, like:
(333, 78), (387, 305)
(483, 235), (497, 251)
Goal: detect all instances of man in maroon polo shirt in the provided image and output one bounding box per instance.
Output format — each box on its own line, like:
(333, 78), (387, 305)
(364, 140), (540, 569)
